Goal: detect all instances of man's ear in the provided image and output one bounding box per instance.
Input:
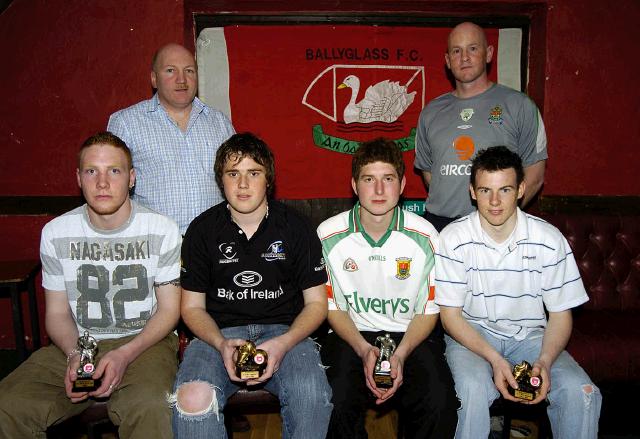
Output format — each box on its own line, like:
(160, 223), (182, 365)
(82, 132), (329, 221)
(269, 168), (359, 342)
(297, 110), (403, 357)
(400, 175), (407, 194)
(486, 45), (495, 64)
(445, 52), (451, 70)
(129, 168), (136, 190)
(469, 183), (477, 201)
(150, 71), (157, 89)
(76, 169), (82, 189)
(351, 177), (358, 196)
(517, 180), (526, 201)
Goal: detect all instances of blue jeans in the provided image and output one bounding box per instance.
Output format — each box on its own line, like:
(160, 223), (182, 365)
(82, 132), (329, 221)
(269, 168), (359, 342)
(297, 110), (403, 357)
(445, 325), (601, 439)
(172, 324), (333, 439)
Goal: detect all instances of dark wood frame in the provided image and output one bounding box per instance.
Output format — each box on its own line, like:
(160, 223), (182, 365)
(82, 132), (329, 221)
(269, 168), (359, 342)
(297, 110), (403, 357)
(183, 0), (548, 107)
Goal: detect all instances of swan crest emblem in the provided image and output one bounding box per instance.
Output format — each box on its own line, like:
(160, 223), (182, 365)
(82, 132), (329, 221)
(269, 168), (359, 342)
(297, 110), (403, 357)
(338, 74), (416, 124)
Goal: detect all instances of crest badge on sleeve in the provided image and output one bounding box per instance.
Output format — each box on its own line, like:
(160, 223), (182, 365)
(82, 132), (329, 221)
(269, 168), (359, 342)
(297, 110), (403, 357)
(343, 257), (359, 272)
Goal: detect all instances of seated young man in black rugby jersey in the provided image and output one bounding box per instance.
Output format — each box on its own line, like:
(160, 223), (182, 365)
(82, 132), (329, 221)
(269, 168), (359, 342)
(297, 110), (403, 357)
(170, 133), (332, 439)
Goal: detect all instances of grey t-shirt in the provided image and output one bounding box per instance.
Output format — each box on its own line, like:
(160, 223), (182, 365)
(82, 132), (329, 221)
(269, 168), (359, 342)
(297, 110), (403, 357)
(414, 83), (548, 218)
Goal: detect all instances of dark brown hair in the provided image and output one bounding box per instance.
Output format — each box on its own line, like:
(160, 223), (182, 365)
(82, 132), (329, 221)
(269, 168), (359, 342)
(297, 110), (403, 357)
(352, 137), (405, 180)
(470, 146), (524, 188)
(214, 133), (275, 195)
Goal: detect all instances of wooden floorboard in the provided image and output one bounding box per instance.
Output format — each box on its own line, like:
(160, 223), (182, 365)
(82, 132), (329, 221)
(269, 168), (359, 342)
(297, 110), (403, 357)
(76, 411), (544, 439)
(233, 410), (398, 439)
(230, 410), (543, 439)
(232, 409), (400, 439)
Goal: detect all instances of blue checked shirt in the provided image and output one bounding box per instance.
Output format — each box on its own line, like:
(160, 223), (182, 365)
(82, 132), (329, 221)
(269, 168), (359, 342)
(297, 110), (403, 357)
(108, 94), (235, 233)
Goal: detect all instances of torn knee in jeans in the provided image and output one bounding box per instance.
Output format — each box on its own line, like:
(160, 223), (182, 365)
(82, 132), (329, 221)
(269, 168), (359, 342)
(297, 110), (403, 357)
(581, 384), (593, 394)
(167, 381), (220, 420)
(580, 383), (600, 408)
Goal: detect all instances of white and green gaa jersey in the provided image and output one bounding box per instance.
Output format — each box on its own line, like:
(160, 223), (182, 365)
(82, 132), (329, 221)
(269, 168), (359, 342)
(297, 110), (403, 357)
(318, 204), (440, 333)
(40, 201), (181, 340)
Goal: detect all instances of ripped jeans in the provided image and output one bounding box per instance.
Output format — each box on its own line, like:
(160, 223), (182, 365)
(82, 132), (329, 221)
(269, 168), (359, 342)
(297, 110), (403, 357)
(171, 324), (333, 439)
(445, 325), (602, 439)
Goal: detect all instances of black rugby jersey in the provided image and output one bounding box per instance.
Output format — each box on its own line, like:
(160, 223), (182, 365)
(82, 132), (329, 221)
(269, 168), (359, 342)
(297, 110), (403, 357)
(181, 200), (327, 328)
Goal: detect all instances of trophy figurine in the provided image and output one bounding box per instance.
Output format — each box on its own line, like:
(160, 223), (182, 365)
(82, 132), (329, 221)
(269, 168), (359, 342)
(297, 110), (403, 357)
(373, 333), (396, 388)
(235, 341), (268, 379)
(509, 361), (543, 401)
(72, 331), (100, 392)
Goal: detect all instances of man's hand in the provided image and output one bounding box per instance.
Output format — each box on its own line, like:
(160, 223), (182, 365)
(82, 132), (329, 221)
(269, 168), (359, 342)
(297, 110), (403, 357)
(527, 360), (551, 404)
(218, 338), (250, 382)
(249, 336), (290, 385)
(373, 352), (405, 405)
(356, 344), (385, 400)
(89, 348), (131, 398)
(490, 356), (520, 402)
(64, 354), (90, 403)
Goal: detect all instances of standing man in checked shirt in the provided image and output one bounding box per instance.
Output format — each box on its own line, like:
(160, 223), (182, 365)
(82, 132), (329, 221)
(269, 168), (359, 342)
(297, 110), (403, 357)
(108, 43), (235, 234)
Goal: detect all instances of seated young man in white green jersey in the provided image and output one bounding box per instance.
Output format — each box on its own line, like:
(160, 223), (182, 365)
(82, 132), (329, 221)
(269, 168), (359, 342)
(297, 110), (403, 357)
(317, 138), (458, 439)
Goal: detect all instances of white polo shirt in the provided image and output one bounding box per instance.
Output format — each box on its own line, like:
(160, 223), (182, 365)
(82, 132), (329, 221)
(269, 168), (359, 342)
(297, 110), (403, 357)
(436, 208), (588, 340)
(318, 204), (439, 333)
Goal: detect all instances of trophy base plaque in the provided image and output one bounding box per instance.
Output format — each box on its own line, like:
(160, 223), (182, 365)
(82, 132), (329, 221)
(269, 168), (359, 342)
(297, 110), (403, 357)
(511, 388), (535, 401)
(73, 377), (100, 392)
(237, 366), (262, 380)
(373, 371), (393, 389)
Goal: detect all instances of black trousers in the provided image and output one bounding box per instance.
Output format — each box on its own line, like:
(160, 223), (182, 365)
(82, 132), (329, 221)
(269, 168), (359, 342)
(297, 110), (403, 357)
(321, 331), (458, 439)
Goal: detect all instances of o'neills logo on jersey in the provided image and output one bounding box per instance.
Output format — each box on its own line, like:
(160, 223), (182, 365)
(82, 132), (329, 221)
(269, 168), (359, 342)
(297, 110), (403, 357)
(395, 257), (411, 280)
(219, 242), (239, 264)
(343, 258), (358, 271)
(262, 241), (286, 261)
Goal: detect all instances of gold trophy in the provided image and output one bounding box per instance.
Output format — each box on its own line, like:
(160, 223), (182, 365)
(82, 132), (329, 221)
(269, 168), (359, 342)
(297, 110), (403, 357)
(235, 341), (268, 379)
(72, 331), (100, 392)
(509, 361), (542, 401)
(373, 333), (396, 388)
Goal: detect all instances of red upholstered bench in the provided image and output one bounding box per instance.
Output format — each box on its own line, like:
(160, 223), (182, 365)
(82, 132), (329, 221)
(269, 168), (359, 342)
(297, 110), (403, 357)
(538, 213), (640, 384)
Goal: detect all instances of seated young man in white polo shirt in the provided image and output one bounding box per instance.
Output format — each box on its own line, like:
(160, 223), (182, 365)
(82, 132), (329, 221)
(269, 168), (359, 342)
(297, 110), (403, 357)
(436, 146), (602, 439)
